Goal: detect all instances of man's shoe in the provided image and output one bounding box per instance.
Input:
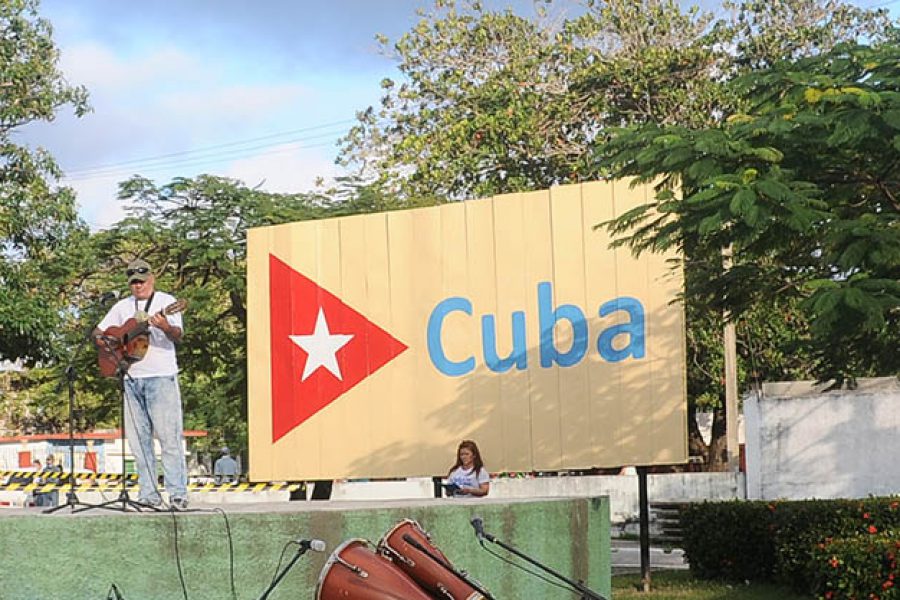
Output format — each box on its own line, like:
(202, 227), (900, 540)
(170, 497), (189, 511)
(138, 496), (163, 508)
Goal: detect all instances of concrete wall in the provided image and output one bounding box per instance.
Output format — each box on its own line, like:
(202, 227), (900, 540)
(745, 377), (900, 500)
(331, 472), (745, 524)
(0, 497), (610, 600)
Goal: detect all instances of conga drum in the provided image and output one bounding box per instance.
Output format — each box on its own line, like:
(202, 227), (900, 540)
(316, 538), (434, 600)
(378, 519), (486, 600)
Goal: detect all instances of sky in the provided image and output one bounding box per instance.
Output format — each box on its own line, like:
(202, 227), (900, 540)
(19, 0), (900, 230)
(21, 1), (433, 229)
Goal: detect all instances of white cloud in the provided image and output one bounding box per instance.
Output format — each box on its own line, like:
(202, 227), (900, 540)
(159, 84), (310, 123)
(65, 173), (128, 230)
(223, 142), (344, 194)
(59, 42), (208, 92)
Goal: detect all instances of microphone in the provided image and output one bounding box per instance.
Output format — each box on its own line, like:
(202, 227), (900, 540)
(470, 516), (485, 542)
(100, 290), (119, 305)
(298, 538), (326, 552)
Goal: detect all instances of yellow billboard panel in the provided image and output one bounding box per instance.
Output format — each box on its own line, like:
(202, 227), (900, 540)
(247, 181), (686, 480)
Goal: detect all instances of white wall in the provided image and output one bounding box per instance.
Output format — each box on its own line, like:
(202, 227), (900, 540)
(331, 472), (745, 524)
(745, 377), (900, 500)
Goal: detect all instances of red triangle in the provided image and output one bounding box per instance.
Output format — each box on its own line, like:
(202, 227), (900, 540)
(269, 254), (408, 442)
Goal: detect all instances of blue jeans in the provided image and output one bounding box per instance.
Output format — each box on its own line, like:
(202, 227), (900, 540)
(123, 375), (188, 501)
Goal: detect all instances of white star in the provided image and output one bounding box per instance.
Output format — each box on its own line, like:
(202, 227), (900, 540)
(289, 308), (354, 381)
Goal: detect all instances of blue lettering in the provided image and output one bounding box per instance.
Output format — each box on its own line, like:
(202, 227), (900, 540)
(427, 286), (648, 375)
(596, 297), (646, 362)
(481, 312), (527, 372)
(538, 282), (588, 368)
(427, 297), (475, 376)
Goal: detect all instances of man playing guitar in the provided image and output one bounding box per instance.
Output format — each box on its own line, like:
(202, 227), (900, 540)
(93, 258), (189, 510)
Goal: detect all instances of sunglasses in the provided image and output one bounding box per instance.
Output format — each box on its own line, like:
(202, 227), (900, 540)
(126, 267), (150, 277)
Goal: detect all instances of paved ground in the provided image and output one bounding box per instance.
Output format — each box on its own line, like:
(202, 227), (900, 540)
(611, 538), (687, 574)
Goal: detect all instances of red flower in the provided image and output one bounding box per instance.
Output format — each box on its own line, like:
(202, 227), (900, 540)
(825, 592), (834, 599)
(863, 512), (871, 519)
(830, 557), (840, 568)
(883, 580), (893, 590)
(868, 525), (878, 534)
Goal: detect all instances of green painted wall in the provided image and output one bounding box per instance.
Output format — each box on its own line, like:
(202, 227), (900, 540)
(0, 497), (609, 599)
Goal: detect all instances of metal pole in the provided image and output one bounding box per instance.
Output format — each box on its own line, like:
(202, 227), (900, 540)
(638, 466), (651, 592)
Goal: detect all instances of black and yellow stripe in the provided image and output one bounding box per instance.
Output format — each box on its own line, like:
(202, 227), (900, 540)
(0, 478), (303, 493)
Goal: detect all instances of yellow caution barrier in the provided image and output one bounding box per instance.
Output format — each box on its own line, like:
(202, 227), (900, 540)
(0, 478), (303, 493)
(0, 469), (137, 481)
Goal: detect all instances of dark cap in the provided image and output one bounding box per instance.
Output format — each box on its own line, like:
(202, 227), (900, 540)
(126, 259), (153, 283)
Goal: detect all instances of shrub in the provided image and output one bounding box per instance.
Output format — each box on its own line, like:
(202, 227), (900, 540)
(809, 532), (900, 600)
(680, 500), (778, 581)
(680, 496), (900, 593)
(772, 498), (900, 591)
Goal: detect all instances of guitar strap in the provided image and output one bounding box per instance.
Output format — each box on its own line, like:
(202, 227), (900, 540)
(134, 292), (156, 319)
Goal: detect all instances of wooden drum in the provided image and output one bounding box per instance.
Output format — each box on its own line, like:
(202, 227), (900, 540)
(378, 519), (486, 600)
(315, 538), (434, 600)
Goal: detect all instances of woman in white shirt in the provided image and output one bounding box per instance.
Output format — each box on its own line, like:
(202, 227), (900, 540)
(446, 440), (490, 497)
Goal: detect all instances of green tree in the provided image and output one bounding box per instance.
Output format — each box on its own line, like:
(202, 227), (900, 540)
(0, 0), (89, 365)
(339, 0), (724, 199)
(339, 0), (890, 198)
(598, 40), (900, 385)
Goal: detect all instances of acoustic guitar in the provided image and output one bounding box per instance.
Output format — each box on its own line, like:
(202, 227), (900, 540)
(96, 299), (187, 377)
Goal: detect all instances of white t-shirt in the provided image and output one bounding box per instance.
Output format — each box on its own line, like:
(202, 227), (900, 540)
(97, 292), (182, 378)
(447, 466), (490, 495)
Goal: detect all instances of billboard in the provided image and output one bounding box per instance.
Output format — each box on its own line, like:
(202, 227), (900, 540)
(247, 181), (686, 481)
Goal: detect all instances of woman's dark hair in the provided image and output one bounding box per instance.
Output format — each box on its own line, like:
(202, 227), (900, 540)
(448, 439), (484, 476)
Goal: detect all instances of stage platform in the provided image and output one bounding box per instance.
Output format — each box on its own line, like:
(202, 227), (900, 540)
(0, 495), (610, 600)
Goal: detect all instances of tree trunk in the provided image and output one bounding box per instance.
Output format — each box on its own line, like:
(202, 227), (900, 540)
(687, 402), (708, 461)
(706, 407), (729, 471)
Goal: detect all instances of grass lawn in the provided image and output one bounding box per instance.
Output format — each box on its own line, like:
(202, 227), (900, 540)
(611, 570), (809, 599)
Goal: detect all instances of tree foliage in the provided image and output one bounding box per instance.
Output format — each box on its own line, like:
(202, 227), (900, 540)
(599, 40), (900, 383)
(338, 0), (890, 200)
(0, 0), (89, 365)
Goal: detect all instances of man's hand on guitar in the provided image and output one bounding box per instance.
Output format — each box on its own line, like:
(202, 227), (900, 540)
(149, 313), (169, 331)
(92, 330), (119, 349)
(150, 312), (182, 342)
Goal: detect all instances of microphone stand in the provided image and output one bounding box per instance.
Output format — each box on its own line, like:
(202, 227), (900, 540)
(45, 300), (116, 514)
(476, 529), (607, 600)
(401, 534), (496, 600)
(43, 366), (92, 513)
(257, 543), (315, 600)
